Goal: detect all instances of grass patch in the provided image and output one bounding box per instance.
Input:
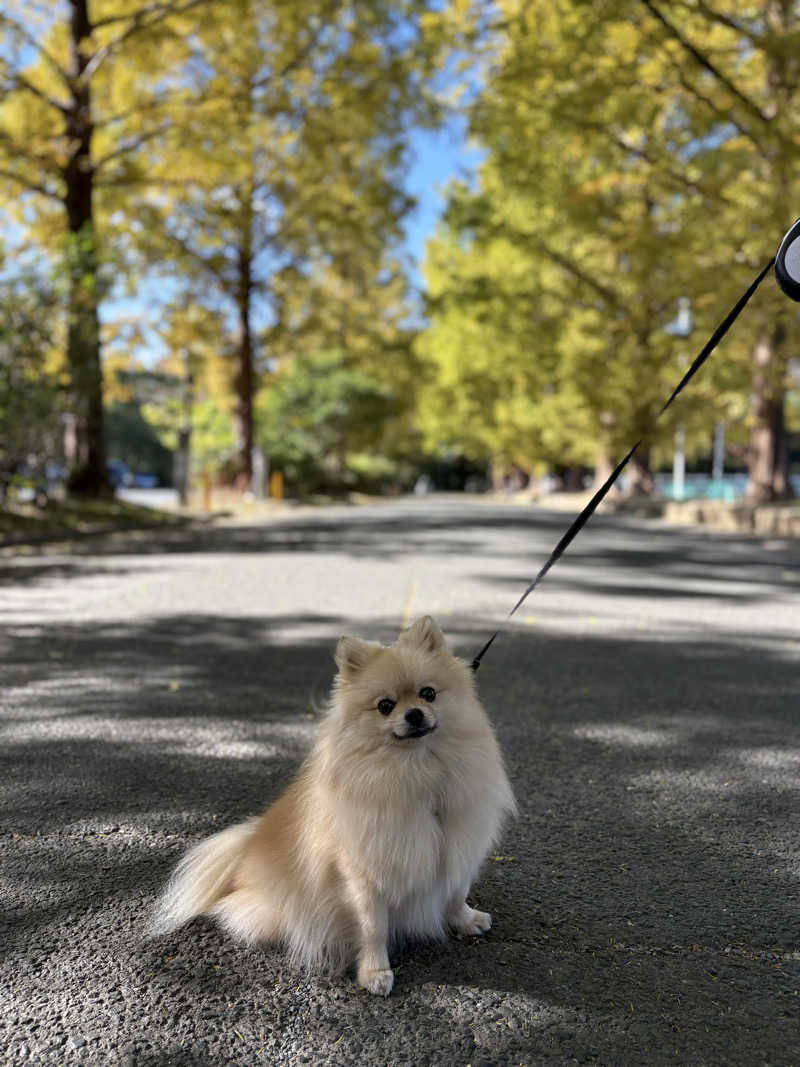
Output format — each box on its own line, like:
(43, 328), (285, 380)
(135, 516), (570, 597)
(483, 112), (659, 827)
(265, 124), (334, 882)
(0, 496), (187, 545)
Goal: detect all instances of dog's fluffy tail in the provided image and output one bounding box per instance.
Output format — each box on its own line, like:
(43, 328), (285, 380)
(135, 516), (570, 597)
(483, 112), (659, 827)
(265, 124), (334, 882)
(149, 819), (257, 936)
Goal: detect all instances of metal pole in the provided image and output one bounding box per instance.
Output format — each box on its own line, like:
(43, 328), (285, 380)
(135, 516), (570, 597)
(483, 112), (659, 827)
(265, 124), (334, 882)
(712, 422), (725, 481)
(673, 424), (685, 500)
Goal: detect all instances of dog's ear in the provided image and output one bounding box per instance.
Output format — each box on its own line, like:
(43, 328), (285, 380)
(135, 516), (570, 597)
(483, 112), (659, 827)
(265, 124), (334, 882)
(335, 636), (382, 677)
(399, 615), (445, 654)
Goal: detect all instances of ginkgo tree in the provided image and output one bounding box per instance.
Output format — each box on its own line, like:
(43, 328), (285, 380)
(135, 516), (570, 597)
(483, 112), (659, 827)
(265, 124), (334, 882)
(140, 302), (237, 501)
(0, 0), (441, 494)
(421, 3), (709, 490)
(635, 0), (800, 501)
(0, 254), (64, 501)
(128, 0), (440, 482)
(0, 0), (209, 495)
(422, 0), (800, 500)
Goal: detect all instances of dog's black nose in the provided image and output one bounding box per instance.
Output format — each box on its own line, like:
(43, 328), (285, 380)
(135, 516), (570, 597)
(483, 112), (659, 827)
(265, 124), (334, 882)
(404, 707), (424, 728)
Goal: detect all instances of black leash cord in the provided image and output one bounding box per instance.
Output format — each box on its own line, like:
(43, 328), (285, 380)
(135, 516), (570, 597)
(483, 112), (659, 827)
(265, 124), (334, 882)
(470, 254), (776, 672)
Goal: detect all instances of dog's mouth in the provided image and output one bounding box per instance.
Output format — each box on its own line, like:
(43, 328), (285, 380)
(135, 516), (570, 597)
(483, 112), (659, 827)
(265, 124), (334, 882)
(393, 722), (438, 741)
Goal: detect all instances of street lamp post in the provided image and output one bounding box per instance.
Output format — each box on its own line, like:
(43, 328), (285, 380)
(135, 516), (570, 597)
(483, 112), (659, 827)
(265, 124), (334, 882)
(666, 297), (692, 501)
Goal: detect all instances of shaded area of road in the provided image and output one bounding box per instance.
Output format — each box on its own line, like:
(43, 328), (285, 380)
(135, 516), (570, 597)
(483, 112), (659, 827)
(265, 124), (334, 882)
(2, 498), (799, 1065)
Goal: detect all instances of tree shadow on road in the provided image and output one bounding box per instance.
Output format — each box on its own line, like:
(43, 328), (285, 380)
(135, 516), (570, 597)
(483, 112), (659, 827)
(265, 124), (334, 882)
(4, 507), (797, 651)
(2, 612), (799, 1065)
(422, 621), (800, 1064)
(3, 506), (566, 570)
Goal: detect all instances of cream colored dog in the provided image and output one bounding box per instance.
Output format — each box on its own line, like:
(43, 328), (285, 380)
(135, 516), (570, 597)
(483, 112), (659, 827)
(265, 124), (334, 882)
(152, 616), (515, 995)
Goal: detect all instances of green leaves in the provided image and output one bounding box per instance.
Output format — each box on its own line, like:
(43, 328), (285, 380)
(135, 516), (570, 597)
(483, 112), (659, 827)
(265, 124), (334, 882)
(256, 351), (397, 493)
(0, 259), (64, 494)
(421, 0), (800, 492)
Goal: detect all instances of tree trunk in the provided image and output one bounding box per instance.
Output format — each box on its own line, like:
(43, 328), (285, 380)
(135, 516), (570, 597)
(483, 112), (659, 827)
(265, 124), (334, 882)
(233, 246), (254, 483)
(64, 0), (109, 495)
(627, 448), (654, 495)
(561, 466), (582, 491)
(489, 460), (506, 493)
(749, 9), (795, 504)
(175, 350), (194, 507)
(746, 329), (794, 503)
(593, 449), (617, 492)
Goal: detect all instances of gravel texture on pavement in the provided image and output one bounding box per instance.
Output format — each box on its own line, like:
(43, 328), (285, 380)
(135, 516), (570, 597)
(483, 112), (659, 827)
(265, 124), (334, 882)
(2, 497), (799, 1066)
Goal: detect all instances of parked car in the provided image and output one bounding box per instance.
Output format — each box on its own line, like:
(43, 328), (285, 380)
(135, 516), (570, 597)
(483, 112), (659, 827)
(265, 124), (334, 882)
(107, 459), (133, 489)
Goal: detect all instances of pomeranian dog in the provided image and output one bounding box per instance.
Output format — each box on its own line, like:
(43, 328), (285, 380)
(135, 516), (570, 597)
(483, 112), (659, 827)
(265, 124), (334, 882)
(151, 616), (515, 996)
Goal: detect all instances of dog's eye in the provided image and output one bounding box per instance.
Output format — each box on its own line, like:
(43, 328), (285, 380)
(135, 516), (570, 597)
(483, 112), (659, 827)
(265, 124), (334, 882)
(377, 698), (395, 716)
(419, 686), (436, 703)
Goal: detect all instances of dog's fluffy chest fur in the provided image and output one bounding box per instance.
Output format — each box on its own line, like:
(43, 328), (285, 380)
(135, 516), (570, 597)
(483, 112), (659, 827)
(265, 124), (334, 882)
(315, 722), (513, 918)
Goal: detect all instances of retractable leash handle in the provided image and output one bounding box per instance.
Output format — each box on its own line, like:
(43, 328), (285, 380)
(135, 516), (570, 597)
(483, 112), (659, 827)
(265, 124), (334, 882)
(776, 218), (800, 302)
(471, 219), (799, 673)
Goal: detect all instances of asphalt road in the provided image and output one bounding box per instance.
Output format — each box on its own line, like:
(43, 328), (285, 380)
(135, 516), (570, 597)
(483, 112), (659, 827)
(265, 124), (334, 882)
(2, 496), (799, 1066)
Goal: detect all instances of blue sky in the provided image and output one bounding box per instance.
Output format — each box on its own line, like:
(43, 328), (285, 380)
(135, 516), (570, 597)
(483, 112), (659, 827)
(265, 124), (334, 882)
(403, 119), (483, 285)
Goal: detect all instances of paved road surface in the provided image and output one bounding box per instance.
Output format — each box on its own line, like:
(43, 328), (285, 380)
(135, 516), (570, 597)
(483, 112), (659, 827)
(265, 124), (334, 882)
(2, 497), (799, 1065)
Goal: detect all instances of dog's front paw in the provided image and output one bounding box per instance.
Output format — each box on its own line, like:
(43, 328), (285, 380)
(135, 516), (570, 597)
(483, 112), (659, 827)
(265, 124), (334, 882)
(452, 906), (492, 937)
(358, 966), (395, 997)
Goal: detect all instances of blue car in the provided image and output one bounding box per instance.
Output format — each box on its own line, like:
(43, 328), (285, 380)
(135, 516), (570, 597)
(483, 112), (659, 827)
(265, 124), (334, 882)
(107, 460), (133, 489)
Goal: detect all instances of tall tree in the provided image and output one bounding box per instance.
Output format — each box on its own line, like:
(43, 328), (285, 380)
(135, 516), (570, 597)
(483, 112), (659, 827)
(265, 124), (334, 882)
(423, 0), (799, 500)
(421, 2), (711, 486)
(635, 0), (799, 501)
(140, 302), (237, 496)
(0, 254), (64, 501)
(0, 0), (207, 494)
(132, 0), (439, 482)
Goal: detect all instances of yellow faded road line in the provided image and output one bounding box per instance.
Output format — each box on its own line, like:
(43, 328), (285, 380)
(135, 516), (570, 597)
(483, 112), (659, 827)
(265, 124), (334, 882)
(401, 576), (418, 629)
